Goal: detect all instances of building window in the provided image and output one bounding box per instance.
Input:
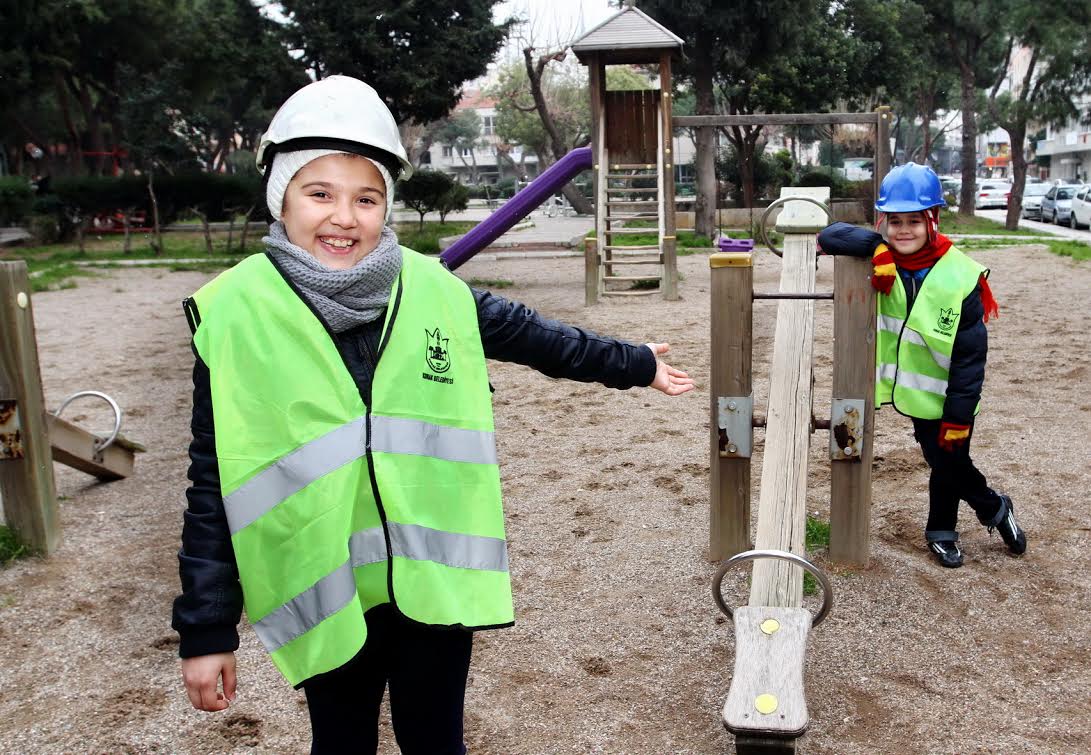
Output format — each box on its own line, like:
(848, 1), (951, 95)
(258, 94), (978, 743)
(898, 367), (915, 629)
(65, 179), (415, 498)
(460, 146), (473, 156)
(482, 116), (494, 136)
(420, 150), (431, 165)
(442, 146), (453, 157)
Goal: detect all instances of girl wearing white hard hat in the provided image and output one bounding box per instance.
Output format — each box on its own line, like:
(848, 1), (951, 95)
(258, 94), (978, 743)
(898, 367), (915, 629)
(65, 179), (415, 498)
(172, 75), (693, 753)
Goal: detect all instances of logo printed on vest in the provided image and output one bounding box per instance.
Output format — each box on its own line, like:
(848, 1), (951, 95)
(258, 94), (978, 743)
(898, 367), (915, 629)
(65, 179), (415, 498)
(424, 327), (454, 384)
(936, 307), (958, 334)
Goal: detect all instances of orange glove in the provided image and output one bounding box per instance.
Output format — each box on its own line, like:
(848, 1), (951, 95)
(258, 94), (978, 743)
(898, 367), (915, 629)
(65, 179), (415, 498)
(871, 242), (896, 294)
(938, 421), (971, 451)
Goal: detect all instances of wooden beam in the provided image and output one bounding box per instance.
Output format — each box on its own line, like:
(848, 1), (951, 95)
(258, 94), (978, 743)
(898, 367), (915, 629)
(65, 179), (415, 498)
(674, 113), (881, 128)
(0, 262), (60, 554)
(829, 256), (877, 565)
(659, 53), (678, 300)
(748, 190), (825, 608)
(709, 252), (752, 560)
(46, 414), (142, 481)
(873, 106), (893, 205)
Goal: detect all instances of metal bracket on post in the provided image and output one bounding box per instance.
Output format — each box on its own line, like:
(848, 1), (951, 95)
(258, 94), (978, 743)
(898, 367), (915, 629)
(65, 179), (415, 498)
(0, 399), (24, 460)
(829, 398), (865, 461)
(717, 395), (753, 458)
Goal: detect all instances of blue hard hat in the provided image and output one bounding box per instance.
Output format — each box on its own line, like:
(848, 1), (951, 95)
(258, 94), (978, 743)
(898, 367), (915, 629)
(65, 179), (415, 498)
(875, 162), (947, 213)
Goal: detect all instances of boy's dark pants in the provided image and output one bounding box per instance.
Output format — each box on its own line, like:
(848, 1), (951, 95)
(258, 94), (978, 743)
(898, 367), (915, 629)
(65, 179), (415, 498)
(302, 604), (472, 755)
(911, 418), (1003, 535)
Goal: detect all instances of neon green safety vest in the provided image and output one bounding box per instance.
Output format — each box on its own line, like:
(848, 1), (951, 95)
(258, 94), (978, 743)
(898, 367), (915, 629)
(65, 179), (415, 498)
(187, 249), (512, 686)
(875, 246), (986, 419)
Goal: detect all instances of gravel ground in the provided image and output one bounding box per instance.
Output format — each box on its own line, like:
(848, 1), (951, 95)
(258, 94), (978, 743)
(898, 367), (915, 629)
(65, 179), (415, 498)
(0, 243), (1088, 754)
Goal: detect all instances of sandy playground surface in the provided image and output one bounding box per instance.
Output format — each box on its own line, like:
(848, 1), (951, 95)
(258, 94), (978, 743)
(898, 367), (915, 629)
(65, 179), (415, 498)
(0, 243), (1089, 754)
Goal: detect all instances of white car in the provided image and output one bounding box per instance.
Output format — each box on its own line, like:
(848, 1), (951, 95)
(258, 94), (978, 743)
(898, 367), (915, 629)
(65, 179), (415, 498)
(1068, 184), (1091, 229)
(1019, 182), (1053, 220)
(974, 181), (1012, 209)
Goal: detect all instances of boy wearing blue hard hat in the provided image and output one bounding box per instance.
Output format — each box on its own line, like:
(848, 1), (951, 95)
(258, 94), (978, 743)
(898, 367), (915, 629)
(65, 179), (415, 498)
(818, 163), (1026, 568)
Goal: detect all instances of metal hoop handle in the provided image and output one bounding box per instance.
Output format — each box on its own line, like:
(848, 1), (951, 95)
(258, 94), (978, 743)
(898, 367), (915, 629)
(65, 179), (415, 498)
(53, 390), (123, 452)
(712, 548), (834, 628)
(758, 196), (834, 258)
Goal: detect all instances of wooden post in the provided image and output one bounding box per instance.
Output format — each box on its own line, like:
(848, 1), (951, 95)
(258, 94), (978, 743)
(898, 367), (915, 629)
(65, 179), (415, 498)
(584, 236), (598, 307)
(588, 55), (606, 302)
(874, 106), (892, 204)
(659, 53), (678, 300)
(709, 252), (752, 560)
(829, 256), (876, 565)
(0, 262), (60, 554)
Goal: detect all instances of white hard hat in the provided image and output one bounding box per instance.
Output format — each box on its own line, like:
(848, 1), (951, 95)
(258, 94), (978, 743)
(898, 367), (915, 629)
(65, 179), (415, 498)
(256, 75), (413, 181)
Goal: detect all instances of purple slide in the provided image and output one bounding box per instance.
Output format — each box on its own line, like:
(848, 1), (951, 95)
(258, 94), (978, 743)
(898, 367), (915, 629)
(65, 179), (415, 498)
(440, 146), (593, 271)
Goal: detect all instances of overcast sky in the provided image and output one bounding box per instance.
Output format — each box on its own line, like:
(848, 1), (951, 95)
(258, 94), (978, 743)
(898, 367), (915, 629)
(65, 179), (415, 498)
(493, 0), (618, 57)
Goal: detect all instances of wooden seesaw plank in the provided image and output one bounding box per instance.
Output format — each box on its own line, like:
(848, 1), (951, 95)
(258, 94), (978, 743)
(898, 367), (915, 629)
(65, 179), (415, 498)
(46, 414), (144, 481)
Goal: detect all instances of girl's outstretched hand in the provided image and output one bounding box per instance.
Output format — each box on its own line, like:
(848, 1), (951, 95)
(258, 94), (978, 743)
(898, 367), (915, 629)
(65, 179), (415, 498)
(645, 343), (695, 396)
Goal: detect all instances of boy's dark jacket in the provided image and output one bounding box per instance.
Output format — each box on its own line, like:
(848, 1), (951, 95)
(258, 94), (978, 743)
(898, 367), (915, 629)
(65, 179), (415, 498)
(172, 285), (656, 658)
(817, 222), (987, 425)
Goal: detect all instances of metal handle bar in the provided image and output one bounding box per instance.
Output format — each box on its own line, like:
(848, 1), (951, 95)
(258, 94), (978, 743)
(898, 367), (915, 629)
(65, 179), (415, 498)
(712, 548), (834, 628)
(758, 196), (834, 258)
(53, 390), (123, 452)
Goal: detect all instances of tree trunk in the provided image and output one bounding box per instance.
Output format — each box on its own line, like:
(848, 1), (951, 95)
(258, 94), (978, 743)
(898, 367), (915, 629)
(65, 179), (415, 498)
(523, 47), (593, 216)
(147, 172), (163, 256)
(958, 68), (978, 216)
(694, 55), (717, 237)
(1005, 126), (1027, 231)
(239, 204), (257, 253)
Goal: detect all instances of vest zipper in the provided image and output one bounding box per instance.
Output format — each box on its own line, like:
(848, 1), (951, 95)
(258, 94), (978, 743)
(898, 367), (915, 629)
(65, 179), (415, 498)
(363, 277), (404, 611)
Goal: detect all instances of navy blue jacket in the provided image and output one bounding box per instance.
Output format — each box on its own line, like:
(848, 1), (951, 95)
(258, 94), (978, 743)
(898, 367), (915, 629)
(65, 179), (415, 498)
(817, 222), (987, 424)
(172, 283), (657, 658)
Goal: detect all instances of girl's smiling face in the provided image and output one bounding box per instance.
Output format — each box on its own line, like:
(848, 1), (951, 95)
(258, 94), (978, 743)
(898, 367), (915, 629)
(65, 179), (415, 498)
(281, 154), (387, 270)
(884, 211), (929, 255)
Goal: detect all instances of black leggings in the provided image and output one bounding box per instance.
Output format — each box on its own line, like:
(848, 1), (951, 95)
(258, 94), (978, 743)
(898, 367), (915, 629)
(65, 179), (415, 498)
(301, 604), (473, 755)
(912, 418), (1002, 535)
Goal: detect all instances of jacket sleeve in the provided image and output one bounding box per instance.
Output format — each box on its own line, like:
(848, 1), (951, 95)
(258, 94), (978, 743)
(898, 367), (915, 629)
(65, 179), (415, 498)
(817, 222), (884, 258)
(943, 283), (988, 425)
(472, 287), (657, 389)
(171, 346), (243, 658)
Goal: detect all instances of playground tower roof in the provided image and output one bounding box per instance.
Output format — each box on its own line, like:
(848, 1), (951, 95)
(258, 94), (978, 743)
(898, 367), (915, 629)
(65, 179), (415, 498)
(571, 5), (683, 65)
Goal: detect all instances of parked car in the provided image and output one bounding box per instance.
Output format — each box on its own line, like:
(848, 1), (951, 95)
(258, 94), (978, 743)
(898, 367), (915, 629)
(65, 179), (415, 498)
(1040, 184), (1081, 224)
(1068, 184), (1091, 229)
(1019, 181), (1053, 220)
(974, 180), (1011, 209)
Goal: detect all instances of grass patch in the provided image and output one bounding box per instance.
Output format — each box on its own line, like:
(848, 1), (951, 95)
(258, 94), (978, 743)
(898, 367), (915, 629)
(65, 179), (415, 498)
(25, 262), (97, 292)
(0, 526), (27, 565)
(1044, 239), (1091, 261)
(803, 516), (831, 596)
(466, 277), (514, 289)
(394, 221), (477, 255)
(939, 210), (1037, 236)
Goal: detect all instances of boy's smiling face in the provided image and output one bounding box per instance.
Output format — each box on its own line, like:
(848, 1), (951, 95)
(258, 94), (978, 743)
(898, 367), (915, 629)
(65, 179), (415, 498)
(885, 211), (928, 255)
(282, 154), (387, 270)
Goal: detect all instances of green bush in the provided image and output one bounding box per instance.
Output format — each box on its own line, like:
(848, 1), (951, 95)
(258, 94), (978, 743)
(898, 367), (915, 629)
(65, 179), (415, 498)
(798, 168), (850, 196)
(35, 173), (262, 238)
(495, 177), (517, 199)
(0, 176), (34, 225)
(399, 171), (458, 229)
(715, 144), (794, 206)
(437, 183), (470, 223)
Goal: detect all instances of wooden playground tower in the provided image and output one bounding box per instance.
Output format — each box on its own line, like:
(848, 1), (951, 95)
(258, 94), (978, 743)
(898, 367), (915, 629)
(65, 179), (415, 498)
(572, 5), (682, 303)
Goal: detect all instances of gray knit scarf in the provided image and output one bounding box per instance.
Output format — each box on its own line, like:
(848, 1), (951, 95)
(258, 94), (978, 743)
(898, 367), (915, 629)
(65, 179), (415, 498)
(264, 221), (402, 332)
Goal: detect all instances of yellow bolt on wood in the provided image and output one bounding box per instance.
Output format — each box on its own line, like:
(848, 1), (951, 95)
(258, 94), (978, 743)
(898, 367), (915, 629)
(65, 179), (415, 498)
(709, 253), (753, 269)
(755, 694), (778, 715)
(760, 618), (781, 635)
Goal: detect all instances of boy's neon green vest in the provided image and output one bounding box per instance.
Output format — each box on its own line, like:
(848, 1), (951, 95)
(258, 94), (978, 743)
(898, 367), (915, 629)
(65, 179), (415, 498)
(875, 246), (986, 419)
(189, 250), (512, 686)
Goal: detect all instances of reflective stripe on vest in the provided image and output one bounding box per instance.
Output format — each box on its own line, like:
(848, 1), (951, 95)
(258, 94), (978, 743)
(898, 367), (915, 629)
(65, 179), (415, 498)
(874, 247), (985, 419)
(253, 523), (507, 653)
(223, 414), (498, 535)
(190, 250), (512, 686)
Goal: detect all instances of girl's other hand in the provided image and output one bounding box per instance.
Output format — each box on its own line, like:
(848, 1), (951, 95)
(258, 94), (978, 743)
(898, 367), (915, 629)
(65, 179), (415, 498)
(181, 651), (237, 712)
(645, 343), (695, 396)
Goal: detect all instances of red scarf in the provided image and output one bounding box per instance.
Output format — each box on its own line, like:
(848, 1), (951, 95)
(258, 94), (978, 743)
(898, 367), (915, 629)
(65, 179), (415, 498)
(873, 232), (999, 322)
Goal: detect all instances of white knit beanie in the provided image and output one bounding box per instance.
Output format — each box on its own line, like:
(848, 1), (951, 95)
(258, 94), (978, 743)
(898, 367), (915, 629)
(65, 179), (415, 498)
(266, 149), (395, 223)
